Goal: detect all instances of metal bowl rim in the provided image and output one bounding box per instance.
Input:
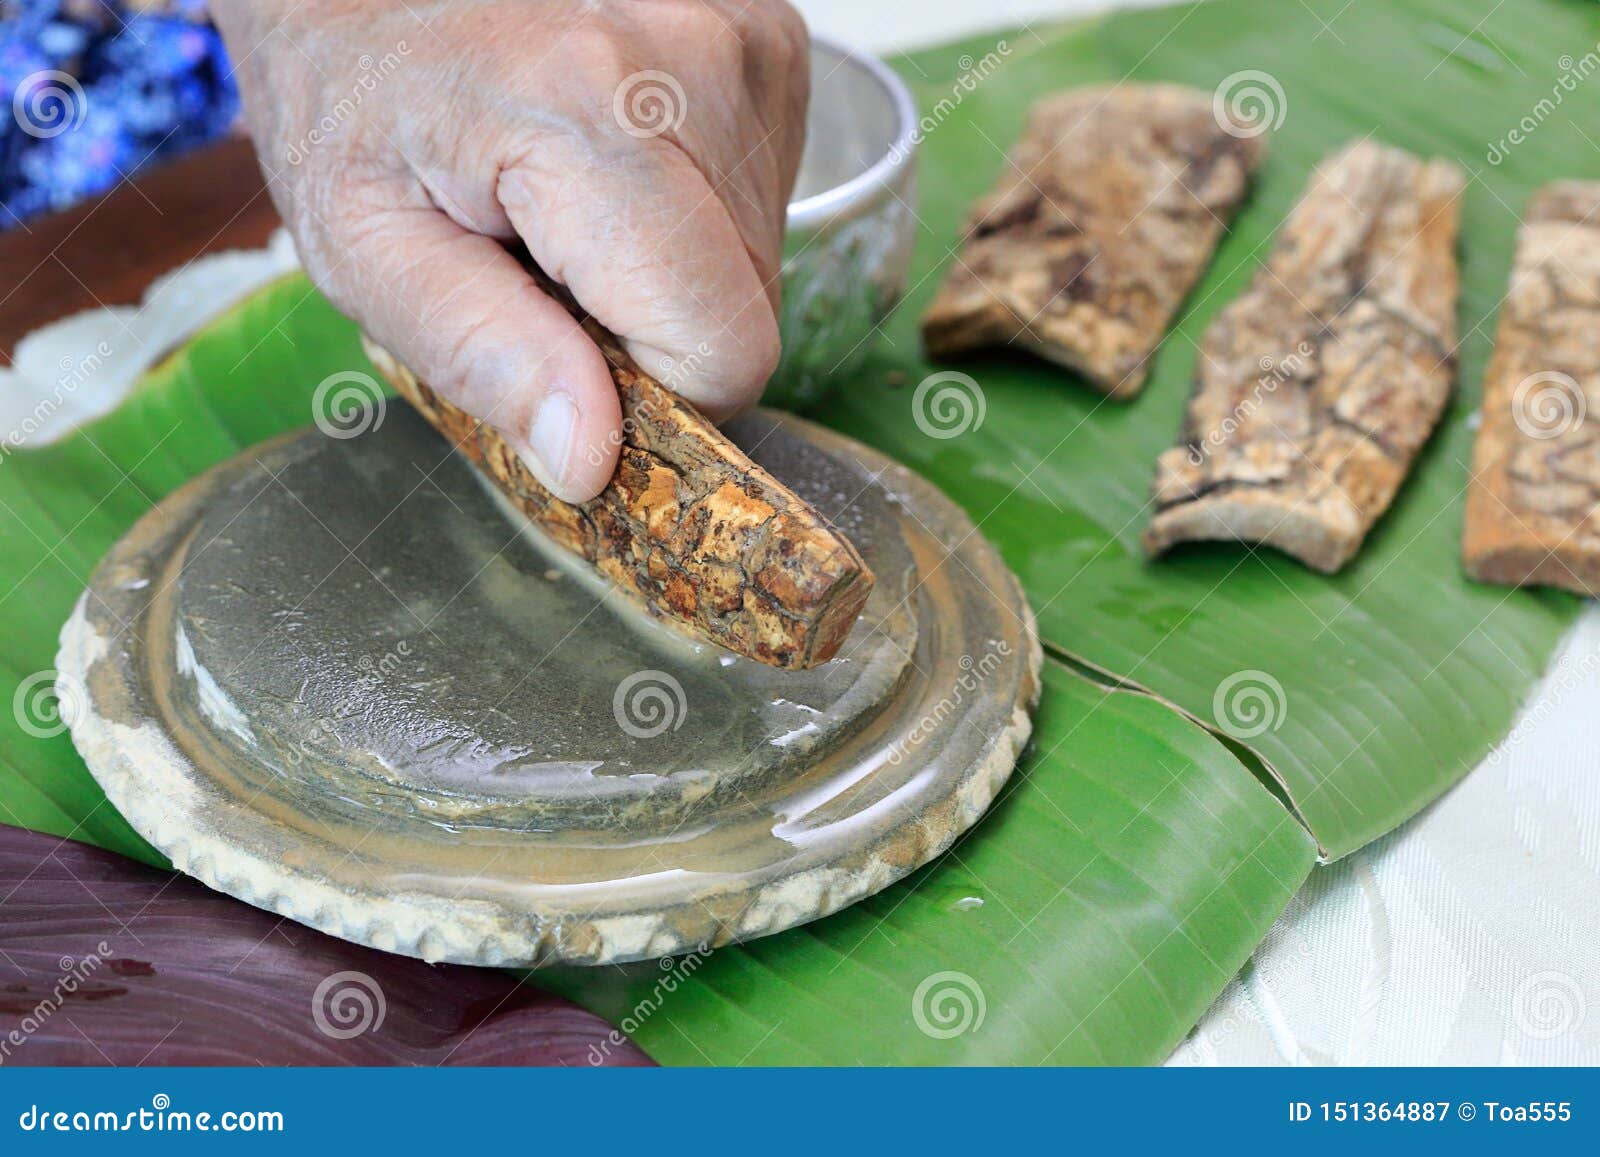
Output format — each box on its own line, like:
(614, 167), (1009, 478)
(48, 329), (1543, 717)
(787, 34), (919, 231)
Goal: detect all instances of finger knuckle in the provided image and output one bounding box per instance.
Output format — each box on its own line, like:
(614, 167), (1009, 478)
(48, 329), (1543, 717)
(284, 205), (343, 296)
(739, 1), (809, 67)
(730, 310), (783, 388)
(562, 19), (634, 92)
(768, 2), (812, 62)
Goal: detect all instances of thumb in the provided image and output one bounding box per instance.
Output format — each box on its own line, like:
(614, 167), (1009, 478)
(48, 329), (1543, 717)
(326, 201), (621, 502)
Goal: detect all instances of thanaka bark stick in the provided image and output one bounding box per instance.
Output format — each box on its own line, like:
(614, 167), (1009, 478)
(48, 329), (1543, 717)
(920, 84), (1266, 399)
(362, 270), (873, 670)
(1463, 182), (1600, 596)
(1143, 140), (1464, 573)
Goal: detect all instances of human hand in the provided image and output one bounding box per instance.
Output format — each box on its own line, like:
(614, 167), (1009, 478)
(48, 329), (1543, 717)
(211, 0), (809, 501)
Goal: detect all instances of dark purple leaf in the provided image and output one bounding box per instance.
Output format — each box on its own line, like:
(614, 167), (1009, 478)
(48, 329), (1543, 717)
(0, 825), (651, 1066)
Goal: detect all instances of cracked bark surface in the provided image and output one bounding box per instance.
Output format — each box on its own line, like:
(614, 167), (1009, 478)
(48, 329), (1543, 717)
(1463, 181), (1600, 596)
(920, 84), (1264, 398)
(1143, 140), (1463, 573)
(363, 272), (873, 670)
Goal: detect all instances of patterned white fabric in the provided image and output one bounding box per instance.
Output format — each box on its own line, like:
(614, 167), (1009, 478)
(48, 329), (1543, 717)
(1172, 613), (1600, 1066)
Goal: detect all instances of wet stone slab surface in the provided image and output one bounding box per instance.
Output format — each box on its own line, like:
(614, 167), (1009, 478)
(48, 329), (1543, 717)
(62, 408), (1040, 967)
(174, 408), (920, 834)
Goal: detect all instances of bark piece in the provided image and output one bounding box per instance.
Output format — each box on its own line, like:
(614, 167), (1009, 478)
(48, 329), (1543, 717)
(920, 84), (1265, 398)
(1463, 182), (1600, 595)
(1143, 140), (1464, 573)
(363, 272), (873, 670)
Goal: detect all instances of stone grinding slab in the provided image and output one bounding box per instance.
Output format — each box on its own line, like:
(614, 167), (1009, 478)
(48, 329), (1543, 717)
(60, 408), (1039, 968)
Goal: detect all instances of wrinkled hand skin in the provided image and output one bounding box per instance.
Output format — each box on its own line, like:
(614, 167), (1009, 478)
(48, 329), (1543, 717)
(211, 0), (809, 502)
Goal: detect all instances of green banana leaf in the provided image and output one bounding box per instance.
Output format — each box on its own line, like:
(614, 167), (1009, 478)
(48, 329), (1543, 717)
(0, 282), (369, 860)
(0, 277), (1313, 1065)
(0, 0), (1589, 1065)
(817, 0), (1594, 857)
(544, 670), (1312, 1064)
